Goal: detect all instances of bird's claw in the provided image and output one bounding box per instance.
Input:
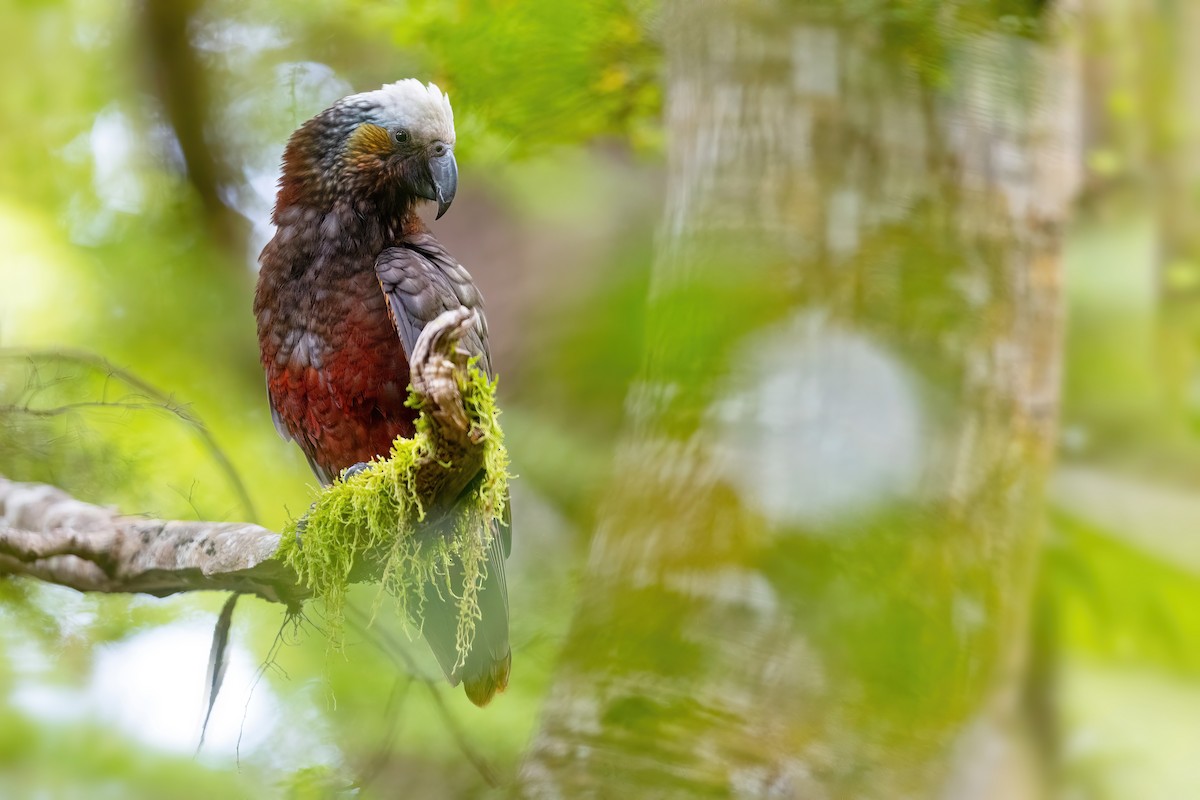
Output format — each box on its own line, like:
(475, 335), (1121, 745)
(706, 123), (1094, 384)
(295, 504), (313, 547)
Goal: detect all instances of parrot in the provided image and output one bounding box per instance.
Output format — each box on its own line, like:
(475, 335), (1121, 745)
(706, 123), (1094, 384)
(253, 80), (510, 706)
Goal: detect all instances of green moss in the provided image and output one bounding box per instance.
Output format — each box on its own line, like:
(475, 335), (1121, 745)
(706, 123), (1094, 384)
(274, 362), (509, 668)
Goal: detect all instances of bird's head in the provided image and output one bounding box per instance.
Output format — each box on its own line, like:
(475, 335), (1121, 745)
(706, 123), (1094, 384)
(281, 79), (458, 219)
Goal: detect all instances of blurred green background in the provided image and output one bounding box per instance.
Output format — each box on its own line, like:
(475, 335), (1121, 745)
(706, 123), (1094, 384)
(0, 0), (1198, 797)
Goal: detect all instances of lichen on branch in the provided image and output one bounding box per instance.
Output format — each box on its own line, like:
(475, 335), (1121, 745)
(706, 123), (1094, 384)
(273, 361), (510, 662)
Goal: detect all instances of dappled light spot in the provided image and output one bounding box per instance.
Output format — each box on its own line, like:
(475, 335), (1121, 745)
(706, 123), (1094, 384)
(0, 203), (90, 345)
(85, 619), (341, 772)
(714, 313), (925, 530)
(219, 61), (353, 265)
(85, 107), (151, 218)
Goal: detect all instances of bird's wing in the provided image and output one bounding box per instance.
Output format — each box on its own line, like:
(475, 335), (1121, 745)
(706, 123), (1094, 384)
(266, 378), (293, 442)
(265, 376), (336, 485)
(374, 234), (508, 558)
(374, 233), (491, 378)
(375, 236), (512, 705)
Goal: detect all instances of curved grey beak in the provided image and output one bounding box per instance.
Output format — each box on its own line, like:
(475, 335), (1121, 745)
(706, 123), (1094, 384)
(428, 150), (457, 219)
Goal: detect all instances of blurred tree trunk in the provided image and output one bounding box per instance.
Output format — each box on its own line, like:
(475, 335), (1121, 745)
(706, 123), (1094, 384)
(520, 2), (1079, 798)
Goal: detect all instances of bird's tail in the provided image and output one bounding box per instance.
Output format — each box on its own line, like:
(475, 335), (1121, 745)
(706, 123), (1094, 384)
(420, 518), (511, 707)
(463, 644), (511, 707)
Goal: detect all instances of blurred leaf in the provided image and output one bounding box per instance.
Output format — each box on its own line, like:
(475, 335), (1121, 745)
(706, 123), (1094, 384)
(1048, 501), (1200, 675)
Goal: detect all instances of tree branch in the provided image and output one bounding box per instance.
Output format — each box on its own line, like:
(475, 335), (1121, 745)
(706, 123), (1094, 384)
(0, 307), (486, 607)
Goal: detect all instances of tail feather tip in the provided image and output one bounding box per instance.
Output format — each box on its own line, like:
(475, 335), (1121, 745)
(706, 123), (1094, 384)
(463, 651), (511, 708)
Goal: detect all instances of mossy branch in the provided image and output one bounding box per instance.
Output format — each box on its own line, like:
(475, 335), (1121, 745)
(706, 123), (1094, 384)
(274, 308), (510, 656)
(0, 308), (506, 616)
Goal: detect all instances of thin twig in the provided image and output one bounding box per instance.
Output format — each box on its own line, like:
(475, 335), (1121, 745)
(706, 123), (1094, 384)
(0, 348), (259, 523)
(352, 675), (414, 791)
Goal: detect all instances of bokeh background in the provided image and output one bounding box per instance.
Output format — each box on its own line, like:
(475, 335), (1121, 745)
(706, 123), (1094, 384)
(0, 0), (1198, 797)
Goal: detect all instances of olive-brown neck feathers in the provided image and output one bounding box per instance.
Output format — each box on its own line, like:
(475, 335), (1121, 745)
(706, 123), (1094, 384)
(272, 113), (411, 222)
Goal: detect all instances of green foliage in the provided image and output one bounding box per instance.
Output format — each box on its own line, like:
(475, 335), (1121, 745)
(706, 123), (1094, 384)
(385, 0), (662, 159)
(274, 363), (509, 668)
(0, 712), (258, 799)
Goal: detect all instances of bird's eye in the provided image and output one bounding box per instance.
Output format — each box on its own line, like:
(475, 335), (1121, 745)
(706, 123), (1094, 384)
(393, 129), (410, 145)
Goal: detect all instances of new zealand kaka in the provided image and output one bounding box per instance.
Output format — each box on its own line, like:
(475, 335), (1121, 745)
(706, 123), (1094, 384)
(253, 80), (510, 706)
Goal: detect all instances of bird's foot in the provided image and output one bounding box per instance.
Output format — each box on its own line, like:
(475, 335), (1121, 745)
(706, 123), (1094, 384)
(295, 504), (314, 548)
(340, 462), (370, 481)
